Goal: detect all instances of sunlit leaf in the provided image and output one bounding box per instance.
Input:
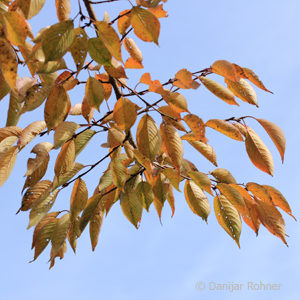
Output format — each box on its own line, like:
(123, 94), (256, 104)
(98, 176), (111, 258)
(113, 97), (138, 130)
(55, 0), (71, 22)
(0, 146), (18, 189)
(54, 139), (76, 176)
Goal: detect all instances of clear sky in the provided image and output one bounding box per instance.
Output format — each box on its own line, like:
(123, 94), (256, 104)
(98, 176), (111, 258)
(1, 1), (299, 299)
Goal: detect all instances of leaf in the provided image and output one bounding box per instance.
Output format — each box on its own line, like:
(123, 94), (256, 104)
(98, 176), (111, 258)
(158, 106), (186, 132)
(255, 118), (286, 163)
(255, 199), (287, 245)
(2, 11), (27, 46)
(242, 67), (272, 93)
(104, 58), (128, 78)
(166, 184), (175, 217)
(53, 162), (84, 189)
(28, 189), (59, 229)
(148, 4), (168, 18)
(95, 73), (112, 100)
(51, 213), (71, 259)
(44, 85), (71, 131)
(162, 168), (181, 191)
(95, 21), (122, 61)
(120, 184), (143, 228)
(187, 140), (217, 166)
(183, 114), (206, 141)
(111, 151), (127, 191)
(131, 6), (160, 44)
(81, 96), (94, 124)
(136, 181), (154, 212)
(6, 91), (22, 126)
(160, 122), (183, 169)
(113, 98), (138, 131)
(18, 121), (47, 149)
(0, 126), (22, 142)
(184, 180), (210, 222)
(17, 0), (46, 19)
(187, 171), (212, 195)
(206, 119), (244, 141)
(41, 20), (74, 62)
(85, 77), (105, 111)
(136, 114), (161, 161)
(55, 0), (71, 22)
(117, 9), (131, 35)
(0, 146), (18, 188)
(49, 241), (66, 268)
(225, 78), (258, 107)
(211, 60), (239, 82)
(0, 70), (10, 101)
(246, 182), (273, 204)
(54, 121), (79, 149)
(88, 37), (112, 66)
(32, 213), (58, 261)
(124, 37), (143, 63)
(173, 68), (199, 89)
(152, 174), (168, 220)
(0, 136), (17, 154)
(54, 139), (75, 177)
(68, 217), (80, 252)
(21, 180), (52, 211)
(216, 183), (246, 213)
(162, 90), (189, 113)
(90, 199), (105, 251)
(54, 71), (78, 91)
(211, 168), (237, 184)
(74, 129), (96, 156)
(214, 195), (241, 247)
(70, 27), (88, 72)
(245, 128), (274, 176)
(199, 76), (238, 105)
(107, 127), (125, 148)
(36, 58), (67, 74)
(70, 178), (88, 220)
(262, 185), (295, 220)
(0, 37), (18, 89)
(133, 149), (152, 171)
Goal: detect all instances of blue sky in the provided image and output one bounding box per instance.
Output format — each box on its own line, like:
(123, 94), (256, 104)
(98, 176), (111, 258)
(1, 1), (299, 299)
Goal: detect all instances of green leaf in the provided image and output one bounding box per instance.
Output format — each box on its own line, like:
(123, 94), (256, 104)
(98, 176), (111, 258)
(88, 37), (112, 66)
(85, 77), (105, 111)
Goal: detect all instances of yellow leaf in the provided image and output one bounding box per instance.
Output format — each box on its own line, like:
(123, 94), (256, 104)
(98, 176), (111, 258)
(41, 20), (74, 62)
(211, 168), (237, 184)
(70, 27), (88, 72)
(136, 181), (154, 212)
(162, 168), (181, 191)
(2, 11), (27, 46)
(104, 58), (128, 78)
(0, 126), (22, 142)
(17, 0), (46, 19)
(216, 183), (246, 213)
(152, 174), (168, 220)
(132, 148), (152, 171)
(131, 6), (160, 44)
(68, 217), (80, 253)
(136, 114), (161, 161)
(85, 77), (105, 111)
(124, 37), (143, 63)
(113, 98), (138, 131)
(158, 105), (186, 132)
(111, 150), (127, 190)
(211, 60), (240, 82)
(160, 122), (183, 169)
(246, 182), (273, 204)
(0, 37), (18, 89)
(174, 69), (199, 89)
(255, 199), (287, 245)
(95, 21), (122, 62)
(245, 128), (274, 176)
(187, 140), (217, 166)
(262, 185), (295, 220)
(206, 119), (244, 141)
(148, 4), (168, 18)
(0, 70), (10, 101)
(54, 121), (79, 149)
(107, 127), (125, 148)
(255, 118), (286, 163)
(90, 199), (105, 251)
(18, 120), (47, 149)
(214, 195), (241, 247)
(187, 171), (212, 195)
(55, 0), (71, 22)
(81, 96), (94, 124)
(50, 213), (71, 259)
(120, 184), (143, 228)
(242, 67), (272, 93)
(0, 145), (18, 188)
(0, 136), (17, 154)
(117, 9), (131, 35)
(44, 85), (71, 131)
(225, 78), (258, 107)
(166, 184), (175, 217)
(162, 90), (189, 113)
(54, 139), (75, 177)
(70, 178), (88, 220)
(184, 180), (210, 222)
(88, 37), (112, 66)
(199, 76), (238, 105)
(74, 129), (96, 156)
(183, 114), (206, 141)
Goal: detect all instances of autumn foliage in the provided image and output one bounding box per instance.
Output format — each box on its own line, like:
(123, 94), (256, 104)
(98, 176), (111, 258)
(0, 0), (295, 268)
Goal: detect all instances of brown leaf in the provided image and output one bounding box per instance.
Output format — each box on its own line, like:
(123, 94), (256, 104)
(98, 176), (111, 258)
(55, 0), (71, 22)
(211, 60), (240, 82)
(54, 139), (75, 177)
(187, 140), (217, 166)
(113, 98), (138, 131)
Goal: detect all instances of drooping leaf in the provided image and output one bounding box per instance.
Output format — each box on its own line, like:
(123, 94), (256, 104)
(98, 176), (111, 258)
(17, 0), (46, 19)
(131, 6), (160, 44)
(55, 0), (71, 22)
(152, 174), (168, 220)
(166, 184), (175, 217)
(124, 37), (143, 63)
(184, 180), (210, 222)
(117, 9), (131, 35)
(158, 105), (186, 132)
(242, 67), (272, 93)
(90, 199), (105, 251)
(162, 168), (181, 191)
(70, 27), (88, 72)
(111, 150), (127, 190)
(136, 181), (154, 212)
(54, 139), (75, 177)
(246, 182), (273, 204)
(174, 69), (199, 89)
(88, 37), (112, 66)
(187, 140), (217, 166)
(183, 114), (206, 141)
(113, 97), (138, 130)
(54, 121), (79, 149)
(255, 118), (286, 163)
(85, 77), (105, 111)
(162, 90), (189, 113)
(160, 122), (183, 169)
(70, 178), (88, 220)
(0, 146), (18, 188)
(187, 171), (212, 195)
(136, 114), (161, 161)
(211, 168), (237, 184)
(18, 121), (47, 149)
(245, 128), (274, 176)
(211, 60), (240, 82)
(74, 129), (96, 156)
(0, 126), (22, 142)
(81, 96), (94, 124)
(214, 195), (241, 247)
